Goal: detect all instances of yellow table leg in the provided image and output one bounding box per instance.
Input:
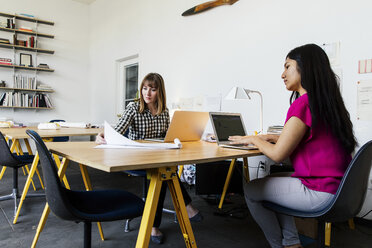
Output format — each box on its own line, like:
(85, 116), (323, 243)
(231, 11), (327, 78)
(30, 158), (70, 248)
(168, 168), (197, 248)
(178, 165), (184, 178)
(325, 222), (331, 247)
(79, 164), (105, 241)
(24, 165), (37, 191)
(136, 168), (164, 248)
(0, 166), (6, 180)
(218, 159), (236, 209)
(25, 138), (44, 189)
(348, 218), (355, 230)
(31, 203), (51, 248)
(13, 154), (40, 224)
(15, 139), (36, 191)
(53, 154), (70, 189)
(243, 157), (250, 182)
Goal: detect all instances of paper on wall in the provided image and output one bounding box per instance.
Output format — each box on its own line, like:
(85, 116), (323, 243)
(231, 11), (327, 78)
(357, 80), (372, 121)
(95, 121), (182, 149)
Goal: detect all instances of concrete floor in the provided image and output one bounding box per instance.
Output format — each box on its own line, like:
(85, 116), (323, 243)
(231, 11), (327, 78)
(1, 163), (372, 248)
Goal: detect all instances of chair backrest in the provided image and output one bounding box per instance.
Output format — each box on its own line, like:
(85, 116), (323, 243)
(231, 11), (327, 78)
(321, 140), (372, 222)
(26, 129), (77, 220)
(50, 119), (69, 142)
(0, 131), (22, 167)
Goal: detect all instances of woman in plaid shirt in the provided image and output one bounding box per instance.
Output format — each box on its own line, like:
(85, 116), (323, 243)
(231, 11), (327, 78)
(96, 73), (202, 244)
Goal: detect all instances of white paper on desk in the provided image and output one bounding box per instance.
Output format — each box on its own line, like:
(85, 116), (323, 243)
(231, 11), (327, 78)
(95, 121), (182, 149)
(57, 122), (90, 128)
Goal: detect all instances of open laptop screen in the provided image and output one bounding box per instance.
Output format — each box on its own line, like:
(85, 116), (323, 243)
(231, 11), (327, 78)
(210, 113), (246, 142)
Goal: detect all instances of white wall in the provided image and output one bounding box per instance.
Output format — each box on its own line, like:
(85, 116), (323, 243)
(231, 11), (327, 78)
(0, 0), (91, 124)
(88, 0), (372, 218)
(88, 0), (372, 143)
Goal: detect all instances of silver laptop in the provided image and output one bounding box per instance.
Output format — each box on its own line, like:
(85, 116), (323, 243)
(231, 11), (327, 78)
(209, 112), (258, 150)
(146, 110), (209, 143)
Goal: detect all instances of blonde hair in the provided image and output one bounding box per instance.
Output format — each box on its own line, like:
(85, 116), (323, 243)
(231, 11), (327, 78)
(139, 73), (167, 115)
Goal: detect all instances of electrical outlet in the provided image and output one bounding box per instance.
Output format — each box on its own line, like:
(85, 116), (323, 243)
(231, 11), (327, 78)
(259, 161), (266, 171)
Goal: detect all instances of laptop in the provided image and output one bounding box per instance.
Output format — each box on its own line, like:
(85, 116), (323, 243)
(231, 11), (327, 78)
(209, 112), (258, 150)
(146, 110), (209, 142)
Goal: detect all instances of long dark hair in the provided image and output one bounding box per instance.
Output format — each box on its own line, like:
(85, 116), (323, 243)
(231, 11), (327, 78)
(287, 44), (356, 153)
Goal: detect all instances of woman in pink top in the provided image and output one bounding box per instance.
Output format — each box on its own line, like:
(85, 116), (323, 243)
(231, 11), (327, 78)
(229, 44), (356, 248)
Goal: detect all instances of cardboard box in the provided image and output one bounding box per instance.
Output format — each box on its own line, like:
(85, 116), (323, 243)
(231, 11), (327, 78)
(295, 217), (318, 239)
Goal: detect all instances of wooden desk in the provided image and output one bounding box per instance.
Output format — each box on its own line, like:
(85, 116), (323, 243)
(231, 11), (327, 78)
(37, 141), (261, 248)
(0, 127), (102, 225)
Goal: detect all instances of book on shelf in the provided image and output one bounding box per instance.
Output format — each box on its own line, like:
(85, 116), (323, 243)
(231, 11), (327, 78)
(18, 28), (32, 32)
(37, 63), (49, 69)
(6, 18), (15, 29)
(36, 84), (52, 90)
(13, 75), (36, 90)
(0, 58), (12, 62)
(0, 57), (12, 65)
(0, 38), (10, 44)
(17, 13), (35, 18)
(0, 21), (7, 28)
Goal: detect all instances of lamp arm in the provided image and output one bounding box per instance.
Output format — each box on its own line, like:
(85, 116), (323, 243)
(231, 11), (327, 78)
(244, 90), (263, 133)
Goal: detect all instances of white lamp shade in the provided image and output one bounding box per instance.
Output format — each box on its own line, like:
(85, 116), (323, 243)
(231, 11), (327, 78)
(225, 87), (250, 100)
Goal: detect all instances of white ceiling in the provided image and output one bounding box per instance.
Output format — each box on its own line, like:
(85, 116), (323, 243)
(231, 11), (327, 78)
(71, 0), (96, 5)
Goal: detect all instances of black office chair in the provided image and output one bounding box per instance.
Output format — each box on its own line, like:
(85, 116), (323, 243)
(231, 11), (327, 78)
(50, 119), (69, 142)
(263, 140), (372, 248)
(0, 131), (37, 217)
(26, 130), (145, 248)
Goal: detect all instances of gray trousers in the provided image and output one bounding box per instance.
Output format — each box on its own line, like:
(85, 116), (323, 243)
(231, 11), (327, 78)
(243, 173), (334, 248)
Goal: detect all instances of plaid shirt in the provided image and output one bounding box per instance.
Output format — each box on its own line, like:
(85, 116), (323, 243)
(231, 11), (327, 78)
(114, 101), (169, 140)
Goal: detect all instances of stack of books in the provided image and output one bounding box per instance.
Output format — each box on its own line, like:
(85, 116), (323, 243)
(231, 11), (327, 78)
(267, 125), (284, 134)
(0, 58), (12, 65)
(37, 84), (52, 91)
(0, 38), (10, 44)
(19, 26), (33, 32)
(37, 63), (49, 69)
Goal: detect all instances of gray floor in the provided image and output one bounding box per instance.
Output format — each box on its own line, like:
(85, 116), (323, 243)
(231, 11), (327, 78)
(1, 163), (372, 248)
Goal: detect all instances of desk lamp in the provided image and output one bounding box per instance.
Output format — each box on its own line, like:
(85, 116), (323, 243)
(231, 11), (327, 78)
(225, 86), (263, 134)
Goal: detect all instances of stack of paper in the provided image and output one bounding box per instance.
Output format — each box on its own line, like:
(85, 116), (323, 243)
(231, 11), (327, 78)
(56, 122), (90, 128)
(38, 122), (60, 130)
(95, 121), (182, 149)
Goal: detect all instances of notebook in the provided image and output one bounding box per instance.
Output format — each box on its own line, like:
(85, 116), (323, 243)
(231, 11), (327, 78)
(146, 110), (209, 143)
(209, 112), (258, 150)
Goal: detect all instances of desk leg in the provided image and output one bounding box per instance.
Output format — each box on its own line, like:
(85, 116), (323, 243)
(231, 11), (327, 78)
(325, 222), (331, 246)
(0, 166), (6, 180)
(25, 138), (44, 190)
(168, 168), (197, 248)
(218, 159), (236, 209)
(136, 168), (164, 248)
(30, 158), (70, 248)
(79, 164), (105, 241)
(15, 139), (37, 191)
(13, 153), (40, 224)
(53, 154), (70, 189)
(243, 157), (250, 182)
(31, 203), (50, 248)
